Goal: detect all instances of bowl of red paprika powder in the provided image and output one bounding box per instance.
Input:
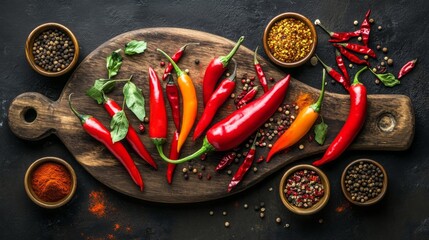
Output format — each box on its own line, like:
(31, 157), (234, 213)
(24, 157), (77, 208)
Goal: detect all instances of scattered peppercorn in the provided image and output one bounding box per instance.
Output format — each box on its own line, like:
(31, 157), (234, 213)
(357, 36), (362, 42)
(183, 173), (189, 180)
(353, 20), (359, 26)
(369, 18), (375, 24)
(276, 217), (282, 223)
(387, 58), (393, 65)
(160, 61), (165, 67)
(194, 59), (200, 65)
(185, 68), (190, 74)
(310, 56), (318, 66)
(382, 47), (388, 53)
(244, 204), (249, 209)
(224, 222), (230, 228)
(378, 25), (382, 30)
(222, 211), (227, 216)
(349, 63), (353, 68)
(260, 212), (265, 218)
(209, 211), (214, 216)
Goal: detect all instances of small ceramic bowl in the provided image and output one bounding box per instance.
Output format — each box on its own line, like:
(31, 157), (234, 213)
(25, 23), (79, 77)
(24, 157), (77, 208)
(263, 12), (317, 68)
(341, 159), (388, 206)
(279, 164), (330, 215)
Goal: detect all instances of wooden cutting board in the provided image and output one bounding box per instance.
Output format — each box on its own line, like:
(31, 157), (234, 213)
(8, 28), (414, 203)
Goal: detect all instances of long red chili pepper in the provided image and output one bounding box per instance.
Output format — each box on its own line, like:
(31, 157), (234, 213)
(165, 74), (180, 130)
(203, 36), (244, 105)
(156, 74), (291, 164)
(335, 45), (368, 66)
(398, 59), (417, 79)
(103, 97), (157, 169)
(316, 55), (349, 90)
(337, 43), (376, 58)
(236, 86), (258, 109)
(315, 19), (361, 42)
(253, 46), (269, 93)
(313, 67), (368, 166)
(335, 49), (349, 83)
(227, 134), (258, 192)
(215, 152), (236, 172)
(162, 43), (200, 81)
(68, 94), (144, 190)
(148, 67), (168, 147)
(166, 131), (180, 184)
(193, 59), (237, 140)
(360, 10), (371, 47)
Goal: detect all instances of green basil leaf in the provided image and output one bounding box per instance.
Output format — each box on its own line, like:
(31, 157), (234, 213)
(314, 121), (328, 145)
(125, 40), (147, 55)
(106, 49), (123, 79)
(110, 110), (129, 143)
(376, 72), (400, 87)
(86, 79), (116, 104)
(123, 81), (146, 121)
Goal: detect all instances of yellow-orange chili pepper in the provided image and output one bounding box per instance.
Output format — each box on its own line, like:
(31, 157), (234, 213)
(157, 49), (197, 152)
(266, 69), (326, 162)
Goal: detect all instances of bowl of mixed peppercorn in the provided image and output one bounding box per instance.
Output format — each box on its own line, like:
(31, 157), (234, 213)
(341, 159), (388, 206)
(25, 23), (79, 77)
(263, 12), (317, 68)
(279, 164), (330, 215)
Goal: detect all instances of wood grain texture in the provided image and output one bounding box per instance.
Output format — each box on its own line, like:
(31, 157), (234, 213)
(8, 28), (414, 203)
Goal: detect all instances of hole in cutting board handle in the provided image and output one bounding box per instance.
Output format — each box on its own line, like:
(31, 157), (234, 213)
(23, 107), (37, 123)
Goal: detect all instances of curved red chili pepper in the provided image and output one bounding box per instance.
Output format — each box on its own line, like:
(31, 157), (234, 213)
(316, 55), (349, 90)
(338, 43), (376, 58)
(215, 152), (236, 172)
(148, 67), (168, 146)
(165, 74), (180, 130)
(68, 94), (144, 190)
(162, 43), (200, 81)
(335, 49), (349, 83)
(360, 10), (371, 47)
(315, 19), (361, 42)
(166, 130), (180, 184)
(193, 59), (237, 140)
(103, 98), (157, 169)
(254, 46), (269, 93)
(335, 45), (368, 66)
(236, 86), (258, 109)
(398, 58), (417, 79)
(313, 67), (368, 166)
(203, 36), (244, 105)
(156, 74), (291, 164)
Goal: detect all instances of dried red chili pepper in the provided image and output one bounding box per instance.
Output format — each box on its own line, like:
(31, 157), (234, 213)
(313, 67), (368, 166)
(398, 59), (417, 79)
(335, 45), (368, 66)
(162, 43), (200, 81)
(68, 94), (144, 190)
(148, 67), (168, 147)
(316, 55), (349, 90)
(165, 74), (180, 130)
(335, 49), (349, 82)
(103, 97), (157, 169)
(314, 19), (361, 42)
(237, 86), (259, 109)
(193, 59), (237, 140)
(253, 46), (269, 93)
(166, 130), (180, 184)
(359, 10), (371, 47)
(337, 43), (376, 58)
(215, 152), (236, 172)
(157, 74), (291, 164)
(203, 36), (244, 105)
(227, 135), (258, 192)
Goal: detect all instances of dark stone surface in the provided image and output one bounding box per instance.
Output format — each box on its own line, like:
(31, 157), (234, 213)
(1, 0), (428, 239)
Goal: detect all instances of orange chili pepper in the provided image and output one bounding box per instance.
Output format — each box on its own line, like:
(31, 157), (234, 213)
(266, 69), (326, 162)
(157, 49), (197, 152)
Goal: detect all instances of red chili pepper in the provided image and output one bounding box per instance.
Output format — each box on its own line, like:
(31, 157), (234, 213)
(337, 43), (376, 58)
(335, 49), (349, 82)
(68, 94), (144, 190)
(360, 10), (371, 47)
(203, 36), (244, 105)
(215, 152), (236, 172)
(156, 74), (291, 164)
(103, 98), (157, 169)
(193, 59), (237, 140)
(162, 43), (200, 81)
(335, 45), (368, 66)
(315, 19), (361, 42)
(166, 130), (180, 184)
(313, 67), (368, 166)
(316, 55), (349, 90)
(165, 74), (180, 130)
(253, 46), (269, 93)
(398, 58), (417, 79)
(227, 135), (258, 192)
(148, 67), (168, 147)
(236, 86), (258, 109)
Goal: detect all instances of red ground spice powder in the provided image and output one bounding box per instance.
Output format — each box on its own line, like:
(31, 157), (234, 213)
(31, 162), (72, 202)
(88, 191), (106, 218)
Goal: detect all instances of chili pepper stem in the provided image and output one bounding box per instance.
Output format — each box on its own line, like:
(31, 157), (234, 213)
(314, 19), (334, 37)
(229, 58), (238, 80)
(315, 55), (332, 72)
(156, 137), (215, 164)
(254, 46), (260, 64)
(356, 66), (369, 84)
(180, 42), (200, 51)
(68, 94), (89, 123)
(310, 69), (326, 112)
(157, 49), (184, 77)
(219, 36), (245, 67)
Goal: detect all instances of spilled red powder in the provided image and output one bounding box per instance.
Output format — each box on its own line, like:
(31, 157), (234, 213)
(113, 223), (121, 231)
(125, 226), (132, 233)
(107, 234), (115, 240)
(335, 202), (350, 213)
(88, 191), (106, 218)
(295, 92), (314, 110)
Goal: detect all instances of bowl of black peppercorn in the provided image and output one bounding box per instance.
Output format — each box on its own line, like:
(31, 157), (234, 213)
(25, 23), (79, 77)
(341, 159), (388, 206)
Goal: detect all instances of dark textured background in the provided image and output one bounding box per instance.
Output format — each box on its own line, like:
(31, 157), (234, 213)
(1, 0), (428, 239)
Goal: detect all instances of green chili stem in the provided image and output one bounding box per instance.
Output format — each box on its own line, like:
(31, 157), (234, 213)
(68, 93), (89, 123)
(354, 66), (368, 85)
(311, 69), (326, 112)
(219, 36), (244, 67)
(180, 42), (200, 51)
(157, 49), (184, 77)
(229, 58), (237, 81)
(315, 55), (333, 72)
(253, 46), (260, 65)
(314, 20), (334, 37)
(156, 137), (215, 164)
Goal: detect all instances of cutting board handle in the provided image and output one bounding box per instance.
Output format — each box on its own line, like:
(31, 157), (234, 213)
(8, 92), (60, 141)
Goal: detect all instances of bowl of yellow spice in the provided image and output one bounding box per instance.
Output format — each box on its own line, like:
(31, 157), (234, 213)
(263, 12), (317, 68)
